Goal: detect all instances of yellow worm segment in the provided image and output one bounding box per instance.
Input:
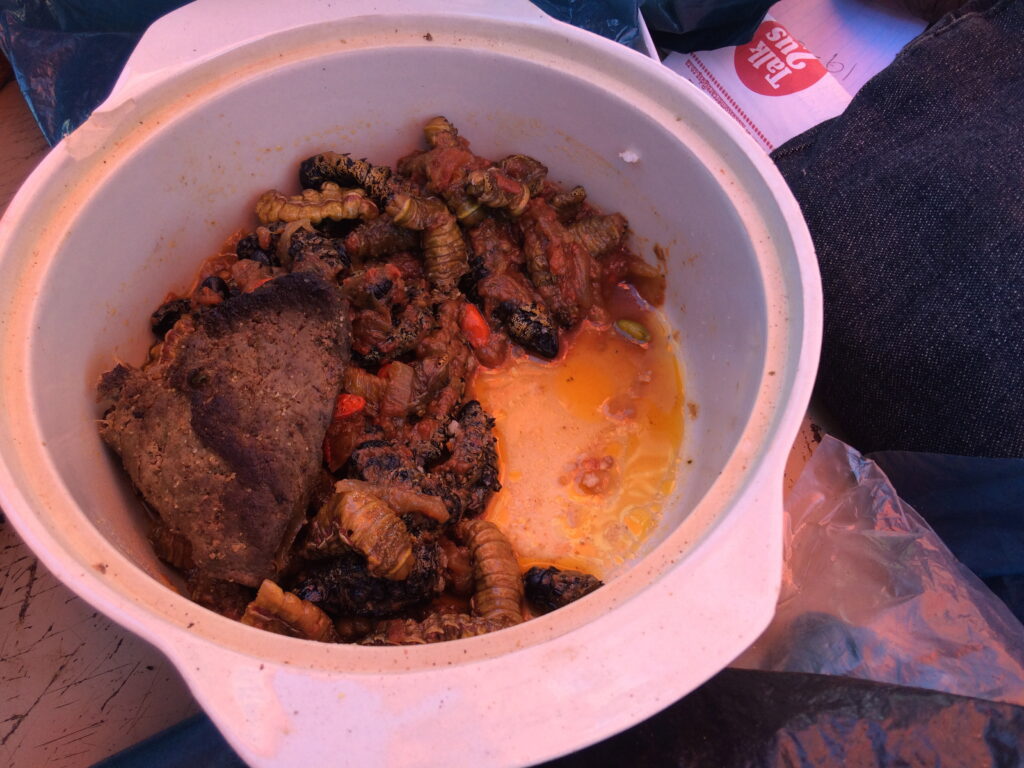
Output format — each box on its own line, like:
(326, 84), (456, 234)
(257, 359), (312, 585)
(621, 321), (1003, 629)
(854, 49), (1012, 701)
(423, 115), (460, 148)
(465, 168), (531, 217)
(335, 479), (449, 524)
(447, 189), (486, 227)
(304, 152), (393, 202)
(386, 192), (446, 230)
(550, 185), (587, 212)
(387, 193), (469, 293)
(306, 489), (414, 580)
(256, 182), (378, 225)
(241, 580), (339, 642)
(458, 518), (524, 625)
(571, 213), (628, 258)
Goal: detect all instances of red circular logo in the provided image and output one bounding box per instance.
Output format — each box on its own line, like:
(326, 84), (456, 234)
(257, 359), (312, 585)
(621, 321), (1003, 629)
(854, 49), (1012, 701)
(734, 21), (827, 96)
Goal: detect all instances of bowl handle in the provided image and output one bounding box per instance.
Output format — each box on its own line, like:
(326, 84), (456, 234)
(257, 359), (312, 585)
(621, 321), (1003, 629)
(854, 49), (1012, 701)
(162, 639), (299, 765)
(101, 0), (552, 112)
(158, 461), (789, 767)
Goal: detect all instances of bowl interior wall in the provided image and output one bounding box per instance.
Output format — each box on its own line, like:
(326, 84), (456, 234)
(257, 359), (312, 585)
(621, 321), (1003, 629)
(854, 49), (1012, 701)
(27, 46), (766, 582)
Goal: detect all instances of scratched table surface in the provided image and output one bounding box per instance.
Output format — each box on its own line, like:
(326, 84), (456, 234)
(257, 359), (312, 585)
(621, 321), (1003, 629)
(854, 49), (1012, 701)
(0, 58), (200, 768)
(0, 54), (828, 767)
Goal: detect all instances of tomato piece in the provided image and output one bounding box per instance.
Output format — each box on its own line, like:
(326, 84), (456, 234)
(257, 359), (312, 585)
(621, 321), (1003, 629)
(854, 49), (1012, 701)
(333, 394), (366, 420)
(460, 302), (491, 349)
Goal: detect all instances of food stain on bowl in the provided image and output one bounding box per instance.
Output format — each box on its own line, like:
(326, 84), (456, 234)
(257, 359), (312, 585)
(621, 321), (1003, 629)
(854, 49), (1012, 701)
(474, 287), (684, 580)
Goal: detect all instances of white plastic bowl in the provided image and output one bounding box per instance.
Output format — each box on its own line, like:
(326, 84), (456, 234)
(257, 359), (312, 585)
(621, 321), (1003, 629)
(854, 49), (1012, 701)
(0, 1), (821, 765)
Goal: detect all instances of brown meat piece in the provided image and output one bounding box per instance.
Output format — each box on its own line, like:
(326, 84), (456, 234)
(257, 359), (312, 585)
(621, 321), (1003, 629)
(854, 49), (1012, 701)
(467, 217), (559, 359)
(523, 566), (603, 614)
(427, 400), (501, 516)
(188, 573), (254, 621)
(342, 263), (433, 365)
(290, 540), (444, 618)
(408, 300), (475, 461)
(343, 216), (419, 263)
(519, 198), (596, 328)
(98, 272), (350, 587)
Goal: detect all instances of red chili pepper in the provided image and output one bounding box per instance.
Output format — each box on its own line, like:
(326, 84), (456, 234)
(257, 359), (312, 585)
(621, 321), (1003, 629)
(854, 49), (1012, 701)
(246, 276), (274, 293)
(460, 303), (491, 349)
(333, 393), (366, 420)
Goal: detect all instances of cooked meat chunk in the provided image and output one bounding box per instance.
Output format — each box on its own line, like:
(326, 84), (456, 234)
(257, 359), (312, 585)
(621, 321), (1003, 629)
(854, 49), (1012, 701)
(467, 217), (559, 359)
(428, 400), (500, 516)
(290, 540), (443, 618)
(98, 272), (350, 587)
(343, 263), (433, 365)
(343, 216), (420, 263)
(287, 227), (350, 281)
(188, 573), (254, 621)
(520, 197), (596, 328)
(524, 566), (603, 614)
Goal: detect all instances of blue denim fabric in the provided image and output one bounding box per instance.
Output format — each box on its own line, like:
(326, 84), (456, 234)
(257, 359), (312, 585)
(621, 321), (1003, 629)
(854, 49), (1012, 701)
(772, 0), (1024, 458)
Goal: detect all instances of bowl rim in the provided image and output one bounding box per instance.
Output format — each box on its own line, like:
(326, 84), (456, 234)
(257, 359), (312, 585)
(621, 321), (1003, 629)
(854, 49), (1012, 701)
(0, 5), (822, 765)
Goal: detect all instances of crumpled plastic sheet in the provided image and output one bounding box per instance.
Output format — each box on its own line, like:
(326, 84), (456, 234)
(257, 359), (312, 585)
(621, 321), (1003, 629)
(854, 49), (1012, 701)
(870, 448), (1024, 625)
(734, 435), (1024, 706)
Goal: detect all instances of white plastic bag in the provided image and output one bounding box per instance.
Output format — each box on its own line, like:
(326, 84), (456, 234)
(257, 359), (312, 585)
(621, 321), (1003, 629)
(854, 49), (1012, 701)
(734, 436), (1024, 705)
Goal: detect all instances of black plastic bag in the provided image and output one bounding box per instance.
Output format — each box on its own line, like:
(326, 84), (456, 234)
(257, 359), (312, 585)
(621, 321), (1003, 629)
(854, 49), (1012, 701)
(0, 1), (645, 145)
(0, 1), (184, 143)
(641, 0), (777, 52)
(532, 0), (642, 47)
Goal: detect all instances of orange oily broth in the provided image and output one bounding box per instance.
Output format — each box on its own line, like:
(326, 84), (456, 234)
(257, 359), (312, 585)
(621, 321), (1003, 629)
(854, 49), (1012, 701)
(472, 300), (684, 580)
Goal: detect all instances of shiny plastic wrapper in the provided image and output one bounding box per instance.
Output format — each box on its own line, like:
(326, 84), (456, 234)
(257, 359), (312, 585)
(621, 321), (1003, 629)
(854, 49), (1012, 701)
(0, 0), (645, 145)
(735, 435), (1024, 706)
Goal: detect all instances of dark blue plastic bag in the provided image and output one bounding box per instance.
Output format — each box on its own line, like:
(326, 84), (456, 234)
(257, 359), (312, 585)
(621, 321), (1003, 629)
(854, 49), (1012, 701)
(0, 0), (646, 145)
(0, 1), (779, 145)
(0, 1), (184, 143)
(533, 0), (642, 46)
